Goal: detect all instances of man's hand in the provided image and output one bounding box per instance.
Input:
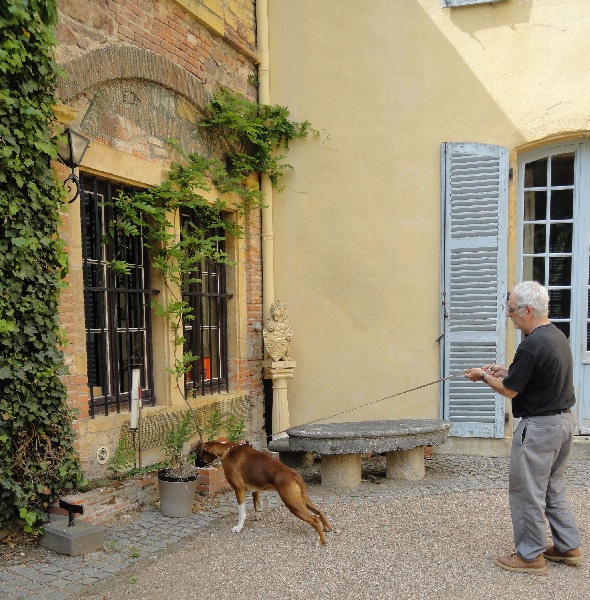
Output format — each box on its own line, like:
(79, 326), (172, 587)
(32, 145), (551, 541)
(484, 364), (508, 379)
(464, 368), (485, 382)
(464, 364), (517, 399)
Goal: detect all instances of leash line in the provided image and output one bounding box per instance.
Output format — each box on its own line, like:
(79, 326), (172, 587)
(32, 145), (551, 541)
(274, 371), (465, 437)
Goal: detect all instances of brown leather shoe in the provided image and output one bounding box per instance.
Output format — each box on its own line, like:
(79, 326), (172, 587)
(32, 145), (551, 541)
(543, 546), (583, 566)
(496, 553), (547, 575)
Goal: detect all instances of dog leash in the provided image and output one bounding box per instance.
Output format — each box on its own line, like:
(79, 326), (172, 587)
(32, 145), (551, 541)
(274, 371), (465, 437)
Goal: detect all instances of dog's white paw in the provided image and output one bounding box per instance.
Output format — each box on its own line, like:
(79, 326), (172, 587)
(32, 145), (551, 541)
(231, 525), (243, 533)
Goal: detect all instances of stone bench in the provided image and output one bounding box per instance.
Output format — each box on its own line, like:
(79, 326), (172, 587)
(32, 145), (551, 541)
(283, 419), (452, 488)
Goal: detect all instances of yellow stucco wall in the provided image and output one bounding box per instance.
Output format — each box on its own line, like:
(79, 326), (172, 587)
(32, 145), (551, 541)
(267, 0), (590, 429)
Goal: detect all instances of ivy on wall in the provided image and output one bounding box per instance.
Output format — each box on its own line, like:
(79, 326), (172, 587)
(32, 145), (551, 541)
(0, 0), (83, 532)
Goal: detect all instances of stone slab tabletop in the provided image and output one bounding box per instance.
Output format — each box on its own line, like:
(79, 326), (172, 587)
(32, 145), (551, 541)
(286, 419), (452, 455)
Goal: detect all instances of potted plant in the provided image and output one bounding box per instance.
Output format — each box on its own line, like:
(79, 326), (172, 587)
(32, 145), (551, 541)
(158, 410), (199, 517)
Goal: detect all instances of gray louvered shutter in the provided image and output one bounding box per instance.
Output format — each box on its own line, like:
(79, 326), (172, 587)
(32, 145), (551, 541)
(440, 142), (508, 438)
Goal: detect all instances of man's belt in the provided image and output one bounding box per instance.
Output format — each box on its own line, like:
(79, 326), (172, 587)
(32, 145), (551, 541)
(536, 408), (571, 417)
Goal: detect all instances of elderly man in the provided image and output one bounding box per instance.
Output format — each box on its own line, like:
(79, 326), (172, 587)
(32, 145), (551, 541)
(465, 281), (582, 575)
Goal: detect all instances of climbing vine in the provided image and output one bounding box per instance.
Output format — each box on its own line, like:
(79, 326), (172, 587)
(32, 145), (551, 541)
(0, 0), (83, 532)
(110, 90), (313, 421)
(200, 88), (313, 187)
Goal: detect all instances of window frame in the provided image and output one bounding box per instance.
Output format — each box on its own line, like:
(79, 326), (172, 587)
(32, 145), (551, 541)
(80, 174), (156, 417)
(180, 207), (231, 396)
(520, 148), (576, 339)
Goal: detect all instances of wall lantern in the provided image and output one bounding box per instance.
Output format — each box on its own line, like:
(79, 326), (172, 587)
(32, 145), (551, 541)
(56, 128), (90, 204)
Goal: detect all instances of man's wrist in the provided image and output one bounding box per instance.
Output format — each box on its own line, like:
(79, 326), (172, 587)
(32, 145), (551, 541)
(481, 373), (487, 383)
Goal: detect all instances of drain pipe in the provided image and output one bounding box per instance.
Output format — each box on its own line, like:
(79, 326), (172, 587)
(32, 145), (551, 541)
(257, 0), (295, 443)
(256, 0), (274, 317)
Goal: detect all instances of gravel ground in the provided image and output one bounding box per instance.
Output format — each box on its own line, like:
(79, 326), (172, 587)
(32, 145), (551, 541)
(71, 457), (590, 600)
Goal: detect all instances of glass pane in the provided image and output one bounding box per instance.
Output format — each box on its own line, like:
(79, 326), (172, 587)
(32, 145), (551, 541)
(209, 272), (220, 292)
(210, 345), (219, 379)
(200, 356), (211, 380)
(550, 153), (575, 187)
(202, 333), (210, 355)
(548, 289), (571, 319)
(523, 190), (547, 221)
(132, 332), (145, 369)
(85, 290), (105, 329)
(548, 256), (572, 285)
(201, 272), (210, 294)
(127, 233), (142, 267)
(550, 189), (573, 220)
(548, 223), (572, 253)
(133, 268), (143, 290)
(523, 256), (545, 284)
(84, 264), (103, 289)
(117, 332), (144, 393)
(114, 271), (127, 290)
(82, 197), (101, 262)
(202, 298), (217, 327)
(117, 333), (129, 393)
(524, 158), (547, 188)
(523, 223), (546, 254)
(117, 292), (129, 328)
(88, 332), (108, 394)
(116, 267), (141, 291)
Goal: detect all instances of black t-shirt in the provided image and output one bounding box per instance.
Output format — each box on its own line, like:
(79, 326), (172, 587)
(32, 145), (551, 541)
(503, 323), (576, 418)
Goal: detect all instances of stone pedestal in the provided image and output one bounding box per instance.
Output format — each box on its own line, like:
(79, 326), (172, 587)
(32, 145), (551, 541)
(39, 516), (104, 556)
(263, 360), (296, 440)
(386, 447), (425, 480)
(322, 454), (362, 488)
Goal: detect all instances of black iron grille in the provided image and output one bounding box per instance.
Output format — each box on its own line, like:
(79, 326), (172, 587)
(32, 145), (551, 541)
(80, 175), (155, 417)
(180, 207), (229, 396)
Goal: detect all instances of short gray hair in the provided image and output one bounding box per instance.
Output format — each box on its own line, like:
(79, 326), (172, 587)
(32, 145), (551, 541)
(510, 281), (549, 318)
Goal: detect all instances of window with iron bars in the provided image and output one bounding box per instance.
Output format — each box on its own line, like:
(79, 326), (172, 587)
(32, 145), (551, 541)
(80, 175), (155, 417)
(180, 207), (230, 396)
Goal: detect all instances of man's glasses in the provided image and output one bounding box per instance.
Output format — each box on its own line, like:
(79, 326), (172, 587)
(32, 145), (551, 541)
(507, 305), (525, 314)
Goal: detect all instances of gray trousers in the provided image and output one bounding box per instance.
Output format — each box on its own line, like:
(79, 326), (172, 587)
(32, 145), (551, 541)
(509, 412), (581, 561)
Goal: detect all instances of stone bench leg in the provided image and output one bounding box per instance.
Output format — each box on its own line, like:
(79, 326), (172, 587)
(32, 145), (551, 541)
(321, 454), (362, 488)
(386, 447), (425, 481)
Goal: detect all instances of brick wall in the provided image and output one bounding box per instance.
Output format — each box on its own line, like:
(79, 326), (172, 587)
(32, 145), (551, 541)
(56, 0), (257, 97)
(49, 464), (230, 523)
(53, 0), (265, 475)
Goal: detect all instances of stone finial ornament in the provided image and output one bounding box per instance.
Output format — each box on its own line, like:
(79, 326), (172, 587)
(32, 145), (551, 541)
(263, 300), (293, 361)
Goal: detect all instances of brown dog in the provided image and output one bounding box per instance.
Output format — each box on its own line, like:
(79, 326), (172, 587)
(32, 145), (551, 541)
(195, 440), (332, 544)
